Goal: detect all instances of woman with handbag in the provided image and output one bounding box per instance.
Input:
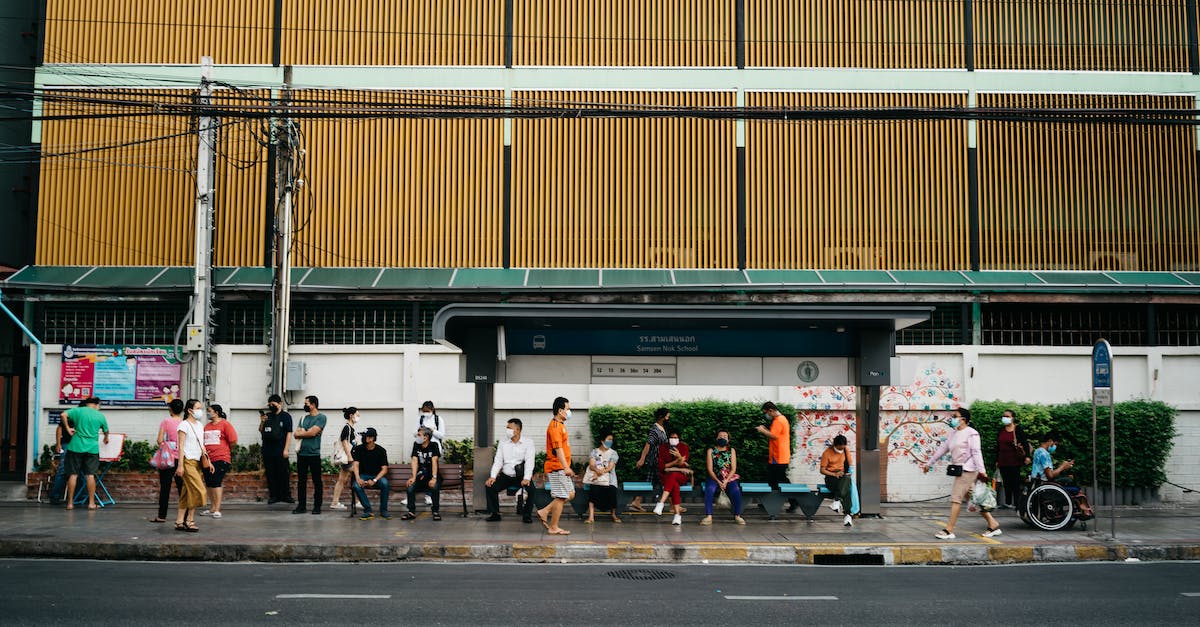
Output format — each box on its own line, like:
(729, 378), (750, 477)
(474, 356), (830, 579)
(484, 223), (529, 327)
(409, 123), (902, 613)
(329, 407), (359, 510)
(584, 433), (621, 524)
(995, 408), (1031, 509)
(149, 399), (184, 523)
(920, 407), (1001, 540)
(701, 430), (745, 526)
(175, 399), (212, 532)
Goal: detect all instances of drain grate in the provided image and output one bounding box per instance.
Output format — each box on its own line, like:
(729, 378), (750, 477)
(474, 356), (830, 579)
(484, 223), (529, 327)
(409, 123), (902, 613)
(606, 568), (677, 581)
(813, 554), (885, 566)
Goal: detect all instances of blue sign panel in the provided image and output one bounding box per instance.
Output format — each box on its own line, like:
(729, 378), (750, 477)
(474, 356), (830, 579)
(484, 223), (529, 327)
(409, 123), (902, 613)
(1092, 339), (1112, 389)
(506, 328), (855, 357)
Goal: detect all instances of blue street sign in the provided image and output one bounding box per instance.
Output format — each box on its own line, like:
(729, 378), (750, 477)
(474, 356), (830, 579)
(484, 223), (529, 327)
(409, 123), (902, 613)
(1092, 339), (1112, 389)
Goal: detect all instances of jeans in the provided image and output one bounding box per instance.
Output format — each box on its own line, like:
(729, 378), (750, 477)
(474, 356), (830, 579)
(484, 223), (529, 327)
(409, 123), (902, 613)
(704, 479), (743, 515)
(351, 475), (390, 514)
(296, 455), (323, 509)
(50, 451), (71, 503)
(263, 452), (292, 501)
(485, 473), (533, 518)
(157, 465), (182, 519)
(406, 476), (441, 513)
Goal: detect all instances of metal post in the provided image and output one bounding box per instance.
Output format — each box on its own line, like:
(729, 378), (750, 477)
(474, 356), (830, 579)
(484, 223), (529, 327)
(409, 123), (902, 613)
(1109, 401), (1116, 538)
(270, 68), (294, 396)
(192, 57), (217, 404)
(473, 381), (495, 513)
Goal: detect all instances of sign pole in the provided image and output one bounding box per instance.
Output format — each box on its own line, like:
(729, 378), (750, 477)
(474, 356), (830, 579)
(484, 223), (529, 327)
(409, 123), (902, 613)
(1091, 339), (1114, 540)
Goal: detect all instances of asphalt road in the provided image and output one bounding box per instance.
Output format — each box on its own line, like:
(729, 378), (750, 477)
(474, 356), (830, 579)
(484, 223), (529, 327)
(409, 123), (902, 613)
(2, 559), (1198, 625)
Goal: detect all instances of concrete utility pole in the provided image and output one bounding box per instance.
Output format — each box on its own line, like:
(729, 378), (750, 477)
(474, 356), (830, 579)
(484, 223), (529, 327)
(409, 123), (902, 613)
(269, 67), (294, 397)
(190, 56), (217, 403)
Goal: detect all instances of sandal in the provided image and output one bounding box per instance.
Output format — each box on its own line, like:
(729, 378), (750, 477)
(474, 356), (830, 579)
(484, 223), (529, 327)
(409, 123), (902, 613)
(174, 523), (187, 532)
(401, 512), (416, 521)
(432, 512), (442, 521)
(149, 517), (166, 523)
(627, 503), (645, 512)
(184, 522), (200, 532)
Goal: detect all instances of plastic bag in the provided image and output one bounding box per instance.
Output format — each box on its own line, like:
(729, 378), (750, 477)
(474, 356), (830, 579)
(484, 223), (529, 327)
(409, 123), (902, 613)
(716, 491), (731, 511)
(970, 481), (997, 511)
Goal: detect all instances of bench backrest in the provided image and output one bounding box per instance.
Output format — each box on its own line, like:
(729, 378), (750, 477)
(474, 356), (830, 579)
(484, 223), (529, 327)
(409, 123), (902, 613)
(386, 462), (465, 489)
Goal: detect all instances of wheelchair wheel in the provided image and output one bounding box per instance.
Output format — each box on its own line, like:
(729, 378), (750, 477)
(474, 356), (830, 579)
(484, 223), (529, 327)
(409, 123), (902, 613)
(1026, 483), (1075, 531)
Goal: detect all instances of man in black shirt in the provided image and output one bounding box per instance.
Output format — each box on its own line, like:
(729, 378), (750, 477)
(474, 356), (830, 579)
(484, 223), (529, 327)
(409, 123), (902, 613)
(259, 394), (294, 504)
(402, 426), (441, 521)
(351, 427), (390, 520)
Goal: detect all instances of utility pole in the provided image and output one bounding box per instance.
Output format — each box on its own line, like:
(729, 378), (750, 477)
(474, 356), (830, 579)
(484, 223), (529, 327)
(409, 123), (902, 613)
(269, 66), (294, 397)
(189, 56), (217, 404)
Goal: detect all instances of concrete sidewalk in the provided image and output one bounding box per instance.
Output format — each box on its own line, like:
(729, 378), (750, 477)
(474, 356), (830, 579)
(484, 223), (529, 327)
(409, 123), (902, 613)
(2, 501), (1197, 565)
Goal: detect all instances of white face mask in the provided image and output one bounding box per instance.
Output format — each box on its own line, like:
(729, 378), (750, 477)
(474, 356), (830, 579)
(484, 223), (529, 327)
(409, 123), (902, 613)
(505, 427), (516, 439)
(415, 434), (425, 443)
(668, 438), (680, 447)
(191, 408), (204, 419)
(1001, 416), (1013, 426)
(564, 409), (572, 420)
(421, 412), (433, 418)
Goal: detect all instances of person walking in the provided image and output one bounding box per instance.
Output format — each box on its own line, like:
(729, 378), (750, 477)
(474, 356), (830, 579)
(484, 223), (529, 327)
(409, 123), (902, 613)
(653, 431), (692, 525)
(259, 394), (294, 505)
(820, 434), (855, 527)
(329, 407), (359, 511)
(701, 430), (745, 525)
(629, 407), (670, 512)
(995, 408), (1031, 509)
(201, 403), (237, 519)
(401, 426), (442, 521)
(149, 399), (183, 522)
(921, 407), (1001, 540)
(584, 433), (621, 524)
(62, 396), (110, 510)
(175, 399), (212, 532)
(535, 396), (574, 535)
(485, 418), (536, 523)
(756, 402), (798, 512)
(293, 395), (327, 515)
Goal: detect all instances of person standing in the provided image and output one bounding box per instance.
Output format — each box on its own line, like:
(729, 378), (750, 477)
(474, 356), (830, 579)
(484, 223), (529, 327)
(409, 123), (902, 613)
(629, 407), (670, 512)
(350, 427), (390, 520)
(995, 408), (1031, 509)
(584, 433), (621, 524)
(149, 399), (183, 522)
(406, 400), (443, 507)
(259, 393), (294, 505)
(535, 396), (574, 535)
(293, 395), (327, 515)
(329, 407), (359, 510)
(653, 431), (692, 525)
(201, 403), (237, 519)
(175, 399), (212, 532)
(49, 411), (75, 505)
(921, 407), (1001, 540)
(756, 402), (798, 512)
(701, 430), (745, 525)
(401, 426), (442, 521)
(63, 396), (109, 510)
(485, 418), (536, 523)
(819, 434), (855, 527)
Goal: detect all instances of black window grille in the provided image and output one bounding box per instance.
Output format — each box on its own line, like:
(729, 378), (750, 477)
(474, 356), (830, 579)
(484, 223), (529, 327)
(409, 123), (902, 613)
(37, 303), (188, 345)
(1157, 306), (1200, 346)
(980, 304), (1148, 346)
(897, 304), (966, 345)
(214, 302), (267, 345)
(289, 302), (412, 345)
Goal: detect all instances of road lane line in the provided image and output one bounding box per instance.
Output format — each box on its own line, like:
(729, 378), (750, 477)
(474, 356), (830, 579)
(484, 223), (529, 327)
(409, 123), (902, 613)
(1181, 593), (1200, 597)
(276, 594), (391, 599)
(724, 595), (838, 601)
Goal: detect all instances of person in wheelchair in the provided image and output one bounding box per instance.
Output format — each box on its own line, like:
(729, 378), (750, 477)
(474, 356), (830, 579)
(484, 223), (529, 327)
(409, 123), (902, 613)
(1029, 432), (1094, 521)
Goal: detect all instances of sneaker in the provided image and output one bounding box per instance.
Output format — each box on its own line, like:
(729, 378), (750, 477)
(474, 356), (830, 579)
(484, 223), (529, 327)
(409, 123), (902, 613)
(934, 529), (956, 540)
(379, 511), (392, 520)
(211, 512), (222, 519)
(522, 516), (533, 524)
(330, 502), (348, 511)
(699, 516), (712, 526)
(399, 498), (407, 506)
(292, 507), (307, 514)
(486, 514), (502, 522)
(653, 502), (665, 516)
(199, 509), (213, 517)
(311, 508), (321, 515)
(843, 514), (853, 527)
(983, 527), (1003, 538)
(829, 500), (842, 513)
(671, 514), (682, 526)
(424, 495), (432, 505)
(359, 512), (374, 521)
(734, 516), (746, 525)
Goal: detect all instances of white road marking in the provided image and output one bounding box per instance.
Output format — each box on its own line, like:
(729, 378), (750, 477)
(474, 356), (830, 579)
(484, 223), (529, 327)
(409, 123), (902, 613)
(724, 595), (838, 601)
(275, 594), (391, 599)
(1181, 593), (1200, 597)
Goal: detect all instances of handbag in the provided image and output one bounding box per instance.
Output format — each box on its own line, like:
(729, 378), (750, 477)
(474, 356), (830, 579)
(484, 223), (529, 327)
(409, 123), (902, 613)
(150, 440), (178, 470)
(946, 464), (963, 477)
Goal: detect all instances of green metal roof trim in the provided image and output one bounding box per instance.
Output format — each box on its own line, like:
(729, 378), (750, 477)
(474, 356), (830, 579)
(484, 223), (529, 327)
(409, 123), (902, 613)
(5, 266), (1200, 295)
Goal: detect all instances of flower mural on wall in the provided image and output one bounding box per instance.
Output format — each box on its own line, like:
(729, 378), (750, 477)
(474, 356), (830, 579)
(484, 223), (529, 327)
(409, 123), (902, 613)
(878, 363), (961, 496)
(791, 386), (857, 473)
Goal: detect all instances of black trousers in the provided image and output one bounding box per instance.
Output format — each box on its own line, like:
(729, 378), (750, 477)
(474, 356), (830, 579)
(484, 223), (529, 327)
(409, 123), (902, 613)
(296, 455), (323, 509)
(998, 465), (1023, 506)
(157, 466), (182, 519)
(485, 473), (534, 518)
(767, 463), (798, 506)
(263, 452), (292, 501)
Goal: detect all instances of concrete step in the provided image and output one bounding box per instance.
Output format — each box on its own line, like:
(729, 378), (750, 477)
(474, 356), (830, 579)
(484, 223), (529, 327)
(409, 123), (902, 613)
(0, 482), (30, 501)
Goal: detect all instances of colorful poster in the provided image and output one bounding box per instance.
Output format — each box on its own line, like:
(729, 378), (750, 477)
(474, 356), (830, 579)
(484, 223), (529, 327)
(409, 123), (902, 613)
(59, 345), (183, 407)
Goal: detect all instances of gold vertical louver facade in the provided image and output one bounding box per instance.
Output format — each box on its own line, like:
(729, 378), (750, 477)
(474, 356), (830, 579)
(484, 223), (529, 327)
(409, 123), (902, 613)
(293, 90), (503, 267)
(281, 0), (503, 66)
(513, 0), (734, 66)
(746, 0), (964, 68)
(979, 94), (1200, 271)
(974, 0), (1191, 72)
(43, 0), (272, 65)
(746, 92), (969, 270)
(512, 91), (736, 268)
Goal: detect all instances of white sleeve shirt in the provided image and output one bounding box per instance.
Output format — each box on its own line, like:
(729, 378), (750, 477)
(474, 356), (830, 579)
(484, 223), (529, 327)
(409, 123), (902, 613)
(492, 437), (535, 481)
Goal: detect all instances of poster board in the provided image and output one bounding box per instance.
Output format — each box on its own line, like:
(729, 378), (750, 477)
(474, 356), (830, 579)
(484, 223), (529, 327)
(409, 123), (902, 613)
(60, 345), (183, 407)
(98, 433), (126, 462)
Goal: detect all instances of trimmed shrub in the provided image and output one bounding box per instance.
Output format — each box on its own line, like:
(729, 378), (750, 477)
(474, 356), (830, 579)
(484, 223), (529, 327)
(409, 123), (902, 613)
(589, 400), (797, 483)
(441, 438), (475, 467)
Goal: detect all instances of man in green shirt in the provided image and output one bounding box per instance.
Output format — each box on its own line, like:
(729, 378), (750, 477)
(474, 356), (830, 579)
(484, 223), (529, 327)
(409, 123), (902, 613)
(293, 395), (327, 514)
(63, 396), (109, 510)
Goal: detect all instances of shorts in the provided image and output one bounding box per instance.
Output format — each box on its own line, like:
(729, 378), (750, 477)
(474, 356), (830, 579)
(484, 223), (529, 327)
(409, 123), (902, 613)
(203, 460), (231, 488)
(547, 470), (574, 499)
(950, 472), (977, 504)
(66, 452), (99, 477)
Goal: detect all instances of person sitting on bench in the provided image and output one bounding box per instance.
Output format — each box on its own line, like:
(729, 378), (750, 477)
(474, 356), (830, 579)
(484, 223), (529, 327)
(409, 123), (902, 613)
(402, 426), (442, 521)
(701, 430), (744, 525)
(350, 427), (391, 520)
(820, 434), (854, 527)
(485, 418), (535, 523)
(653, 431), (692, 525)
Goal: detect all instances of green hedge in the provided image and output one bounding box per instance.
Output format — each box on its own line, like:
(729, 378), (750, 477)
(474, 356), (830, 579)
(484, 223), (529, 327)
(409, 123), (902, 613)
(969, 399), (1176, 488)
(589, 400), (797, 483)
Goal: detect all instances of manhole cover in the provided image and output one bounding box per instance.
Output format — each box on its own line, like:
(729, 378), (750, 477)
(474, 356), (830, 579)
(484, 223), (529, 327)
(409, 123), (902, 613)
(606, 568), (677, 581)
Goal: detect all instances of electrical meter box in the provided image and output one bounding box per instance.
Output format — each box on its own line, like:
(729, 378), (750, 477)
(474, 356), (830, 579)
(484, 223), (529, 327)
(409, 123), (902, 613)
(185, 325), (205, 351)
(285, 360), (306, 391)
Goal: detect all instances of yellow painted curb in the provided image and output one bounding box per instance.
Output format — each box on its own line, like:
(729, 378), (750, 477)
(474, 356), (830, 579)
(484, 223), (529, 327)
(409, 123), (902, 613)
(607, 544), (655, 560)
(988, 546), (1035, 563)
(895, 546), (942, 564)
(512, 544), (556, 560)
(700, 546), (748, 561)
(422, 545), (472, 559)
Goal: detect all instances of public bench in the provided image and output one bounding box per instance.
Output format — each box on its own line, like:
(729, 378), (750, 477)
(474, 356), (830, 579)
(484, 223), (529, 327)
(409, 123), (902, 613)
(741, 482), (830, 520)
(350, 462), (468, 517)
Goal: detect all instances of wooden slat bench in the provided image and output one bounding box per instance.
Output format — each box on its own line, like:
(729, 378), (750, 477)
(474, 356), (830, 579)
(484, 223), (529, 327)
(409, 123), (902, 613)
(350, 463), (468, 518)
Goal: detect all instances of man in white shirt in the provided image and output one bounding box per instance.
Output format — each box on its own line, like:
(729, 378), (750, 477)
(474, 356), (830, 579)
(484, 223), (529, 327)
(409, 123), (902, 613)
(484, 418), (536, 523)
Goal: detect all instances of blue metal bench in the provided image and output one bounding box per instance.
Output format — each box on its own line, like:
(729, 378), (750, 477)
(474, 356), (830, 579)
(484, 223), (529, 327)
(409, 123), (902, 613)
(741, 482), (830, 520)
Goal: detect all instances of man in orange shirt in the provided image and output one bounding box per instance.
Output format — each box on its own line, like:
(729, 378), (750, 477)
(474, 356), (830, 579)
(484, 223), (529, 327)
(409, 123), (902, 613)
(756, 402), (798, 512)
(536, 396), (574, 535)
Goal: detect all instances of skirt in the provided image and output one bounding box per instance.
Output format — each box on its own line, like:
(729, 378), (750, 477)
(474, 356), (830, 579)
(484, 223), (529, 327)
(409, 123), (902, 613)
(588, 484), (618, 511)
(179, 459), (208, 510)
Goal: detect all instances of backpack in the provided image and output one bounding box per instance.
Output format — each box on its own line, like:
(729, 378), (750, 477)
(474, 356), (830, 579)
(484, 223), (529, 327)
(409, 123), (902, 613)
(262, 412), (287, 442)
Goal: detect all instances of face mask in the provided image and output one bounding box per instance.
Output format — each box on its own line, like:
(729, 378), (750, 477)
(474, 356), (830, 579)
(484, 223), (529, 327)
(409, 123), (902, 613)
(716, 438), (729, 447)
(564, 409), (572, 420)
(505, 428), (515, 439)
(603, 439), (613, 448)
(415, 435), (425, 443)
(421, 412), (432, 418)
(191, 408), (204, 419)
(668, 438), (680, 447)
(948, 418), (960, 429)
(1048, 444), (1057, 453)
(1001, 417), (1013, 426)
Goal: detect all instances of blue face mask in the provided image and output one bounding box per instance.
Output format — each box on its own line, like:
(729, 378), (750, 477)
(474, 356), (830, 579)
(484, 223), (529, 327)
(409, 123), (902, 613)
(716, 438), (729, 447)
(948, 418), (960, 429)
(603, 440), (613, 448)
(1048, 444), (1057, 453)
(1001, 417), (1013, 426)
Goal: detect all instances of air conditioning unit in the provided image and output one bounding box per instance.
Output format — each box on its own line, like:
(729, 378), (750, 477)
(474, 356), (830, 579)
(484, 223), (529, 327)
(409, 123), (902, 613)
(823, 246), (884, 270)
(1087, 251), (1139, 271)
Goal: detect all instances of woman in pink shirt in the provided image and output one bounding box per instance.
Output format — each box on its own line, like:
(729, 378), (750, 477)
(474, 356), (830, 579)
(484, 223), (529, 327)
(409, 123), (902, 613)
(921, 407), (1001, 540)
(150, 399), (184, 523)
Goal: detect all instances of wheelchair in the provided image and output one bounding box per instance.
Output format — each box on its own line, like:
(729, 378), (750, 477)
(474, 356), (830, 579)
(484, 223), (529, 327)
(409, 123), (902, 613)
(1017, 478), (1095, 531)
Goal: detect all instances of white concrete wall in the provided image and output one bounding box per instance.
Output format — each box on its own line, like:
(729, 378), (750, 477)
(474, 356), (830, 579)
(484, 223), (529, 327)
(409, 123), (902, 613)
(28, 344), (1200, 504)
